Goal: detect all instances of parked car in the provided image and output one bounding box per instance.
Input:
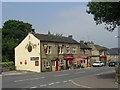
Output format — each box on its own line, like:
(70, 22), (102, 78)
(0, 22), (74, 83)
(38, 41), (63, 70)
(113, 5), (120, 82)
(116, 61), (120, 65)
(108, 61), (117, 67)
(92, 61), (104, 67)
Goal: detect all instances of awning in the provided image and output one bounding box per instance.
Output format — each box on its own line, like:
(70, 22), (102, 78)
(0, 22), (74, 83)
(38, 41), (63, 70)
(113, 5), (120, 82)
(64, 56), (74, 60)
(75, 58), (85, 61)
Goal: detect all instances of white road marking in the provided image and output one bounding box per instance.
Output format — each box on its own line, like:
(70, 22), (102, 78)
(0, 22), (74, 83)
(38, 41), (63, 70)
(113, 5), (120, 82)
(48, 83), (54, 86)
(40, 84), (47, 87)
(30, 86), (37, 88)
(55, 82), (60, 84)
(63, 81), (67, 83)
(14, 77), (45, 82)
(70, 80), (92, 88)
(54, 73), (69, 77)
(69, 80), (72, 82)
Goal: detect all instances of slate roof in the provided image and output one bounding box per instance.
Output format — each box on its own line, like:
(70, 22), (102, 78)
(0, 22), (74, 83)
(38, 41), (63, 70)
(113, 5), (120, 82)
(80, 43), (91, 49)
(107, 48), (120, 55)
(94, 45), (108, 51)
(34, 33), (79, 44)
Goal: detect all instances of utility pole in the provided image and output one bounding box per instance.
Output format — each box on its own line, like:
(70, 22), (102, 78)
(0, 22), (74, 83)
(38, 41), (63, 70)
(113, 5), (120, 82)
(115, 26), (120, 89)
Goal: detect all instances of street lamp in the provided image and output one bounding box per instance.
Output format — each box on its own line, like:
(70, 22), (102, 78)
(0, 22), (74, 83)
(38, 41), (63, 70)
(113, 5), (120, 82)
(115, 26), (120, 89)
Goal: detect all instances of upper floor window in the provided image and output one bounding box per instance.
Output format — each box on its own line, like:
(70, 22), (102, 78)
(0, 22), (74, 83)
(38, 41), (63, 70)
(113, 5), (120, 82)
(44, 44), (51, 54)
(66, 47), (70, 53)
(84, 50), (89, 55)
(59, 46), (63, 54)
(72, 47), (76, 54)
(47, 46), (51, 54)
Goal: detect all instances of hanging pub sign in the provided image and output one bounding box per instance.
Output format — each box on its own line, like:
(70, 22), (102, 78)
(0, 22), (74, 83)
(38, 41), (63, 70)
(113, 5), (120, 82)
(43, 44), (48, 53)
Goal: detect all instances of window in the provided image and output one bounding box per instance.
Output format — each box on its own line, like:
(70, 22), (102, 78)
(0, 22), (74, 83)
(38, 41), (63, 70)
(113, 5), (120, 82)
(84, 50), (89, 54)
(44, 61), (46, 67)
(84, 60), (86, 63)
(72, 47), (76, 54)
(46, 62), (50, 66)
(81, 60), (83, 63)
(66, 47), (70, 53)
(44, 46), (51, 54)
(59, 60), (64, 66)
(51, 61), (56, 66)
(81, 60), (85, 63)
(47, 46), (51, 54)
(44, 61), (50, 67)
(46, 62), (50, 68)
(59, 46), (63, 54)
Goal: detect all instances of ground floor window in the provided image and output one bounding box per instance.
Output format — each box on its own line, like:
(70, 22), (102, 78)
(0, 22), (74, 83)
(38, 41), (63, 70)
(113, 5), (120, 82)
(51, 60), (56, 66)
(45, 61), (50, 69)
(81, 60), (85, 63)
(59, 60), (64, 66)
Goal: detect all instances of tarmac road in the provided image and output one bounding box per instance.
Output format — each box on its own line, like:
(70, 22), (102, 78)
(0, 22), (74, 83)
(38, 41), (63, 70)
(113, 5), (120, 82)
(2, 66), (118, 89)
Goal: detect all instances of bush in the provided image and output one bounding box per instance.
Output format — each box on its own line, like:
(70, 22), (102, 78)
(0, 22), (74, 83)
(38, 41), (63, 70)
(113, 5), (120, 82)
(0, 61), (15, 71)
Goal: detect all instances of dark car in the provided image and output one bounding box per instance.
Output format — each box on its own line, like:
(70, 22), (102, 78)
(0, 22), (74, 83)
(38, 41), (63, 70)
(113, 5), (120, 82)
(116, 61), (120, 65)
(108, 61), (117, 67)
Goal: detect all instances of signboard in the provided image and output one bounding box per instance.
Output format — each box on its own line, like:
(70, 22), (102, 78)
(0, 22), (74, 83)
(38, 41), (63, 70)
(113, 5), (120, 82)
(30, 57), (39, 61)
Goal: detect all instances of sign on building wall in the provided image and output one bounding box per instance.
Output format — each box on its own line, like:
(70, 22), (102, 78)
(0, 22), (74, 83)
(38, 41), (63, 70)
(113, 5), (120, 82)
(30, 57), (39, 66)
(30, 57), (39, 61)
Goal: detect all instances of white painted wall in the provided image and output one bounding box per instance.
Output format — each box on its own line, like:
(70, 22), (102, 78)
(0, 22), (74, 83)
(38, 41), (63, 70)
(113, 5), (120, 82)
(15, 33), (41, 72)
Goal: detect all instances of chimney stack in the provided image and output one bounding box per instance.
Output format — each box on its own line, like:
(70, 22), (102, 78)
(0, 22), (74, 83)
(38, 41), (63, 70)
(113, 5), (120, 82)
(68, 35), (72, 38)
(80, 40), (84, 44)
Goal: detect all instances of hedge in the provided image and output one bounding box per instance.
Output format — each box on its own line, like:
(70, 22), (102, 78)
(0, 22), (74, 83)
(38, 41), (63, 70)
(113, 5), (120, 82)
(0, 61), (15, 71)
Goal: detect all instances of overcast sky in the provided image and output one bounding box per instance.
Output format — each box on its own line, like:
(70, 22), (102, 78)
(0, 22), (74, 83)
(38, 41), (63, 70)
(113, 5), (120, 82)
(2, 2), (118, 48)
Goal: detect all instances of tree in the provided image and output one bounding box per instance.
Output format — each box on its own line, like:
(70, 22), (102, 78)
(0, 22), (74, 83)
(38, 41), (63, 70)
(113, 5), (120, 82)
(2, 20), (35, 62)
(87, 2), (120, 31)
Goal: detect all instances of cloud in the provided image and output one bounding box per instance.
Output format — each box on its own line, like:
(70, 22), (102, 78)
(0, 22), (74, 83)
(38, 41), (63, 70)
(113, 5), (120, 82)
(46, 5), (118, 48)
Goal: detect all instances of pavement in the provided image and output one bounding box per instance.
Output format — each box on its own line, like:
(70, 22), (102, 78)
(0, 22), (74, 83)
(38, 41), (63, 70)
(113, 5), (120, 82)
(2, 70), (36, 76)
(1, 67), (92, 76)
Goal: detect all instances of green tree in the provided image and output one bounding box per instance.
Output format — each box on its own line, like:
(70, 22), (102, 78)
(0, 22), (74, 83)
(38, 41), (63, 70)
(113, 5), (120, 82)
(87, 2), (120, 31)
(2, 20), (35, 62)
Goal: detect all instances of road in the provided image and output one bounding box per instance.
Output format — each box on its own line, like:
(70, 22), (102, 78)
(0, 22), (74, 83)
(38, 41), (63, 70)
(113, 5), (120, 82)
(2, 66), (118, 89)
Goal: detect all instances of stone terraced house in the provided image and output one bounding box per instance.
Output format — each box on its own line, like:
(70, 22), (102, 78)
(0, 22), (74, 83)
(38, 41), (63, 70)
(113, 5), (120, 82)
(15, 32), (81, 72)
(15, 32), (108, 72)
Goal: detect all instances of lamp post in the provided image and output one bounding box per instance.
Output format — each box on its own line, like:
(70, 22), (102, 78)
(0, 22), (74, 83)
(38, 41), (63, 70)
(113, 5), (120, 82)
(115, 26), (120, 89)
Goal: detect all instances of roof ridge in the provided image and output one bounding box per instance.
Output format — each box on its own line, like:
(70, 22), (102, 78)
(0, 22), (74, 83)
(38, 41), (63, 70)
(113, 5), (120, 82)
(34, 33), (79, 44)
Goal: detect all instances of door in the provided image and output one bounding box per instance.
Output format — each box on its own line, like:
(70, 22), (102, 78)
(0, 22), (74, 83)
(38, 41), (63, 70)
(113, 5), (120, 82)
(56, 58), (59, 71)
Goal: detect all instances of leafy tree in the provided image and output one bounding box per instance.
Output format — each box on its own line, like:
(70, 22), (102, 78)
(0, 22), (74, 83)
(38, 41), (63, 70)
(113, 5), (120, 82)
(87, 2), (120, 31)
(2, 20), (35, 62)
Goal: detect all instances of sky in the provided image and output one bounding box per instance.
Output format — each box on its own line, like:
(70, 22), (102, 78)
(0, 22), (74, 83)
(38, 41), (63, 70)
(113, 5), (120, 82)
(2, 2), (118, 48)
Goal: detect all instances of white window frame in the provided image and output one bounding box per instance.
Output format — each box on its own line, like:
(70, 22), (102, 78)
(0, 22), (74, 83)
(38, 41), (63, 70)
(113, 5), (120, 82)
(46, 46), (51, 54)
(59, 60), (64, 66)
(59, 46), (63, 54)
(72, 47), (76, 54)
(51, 60), (56, 66)
(66, 47), (70, 54)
